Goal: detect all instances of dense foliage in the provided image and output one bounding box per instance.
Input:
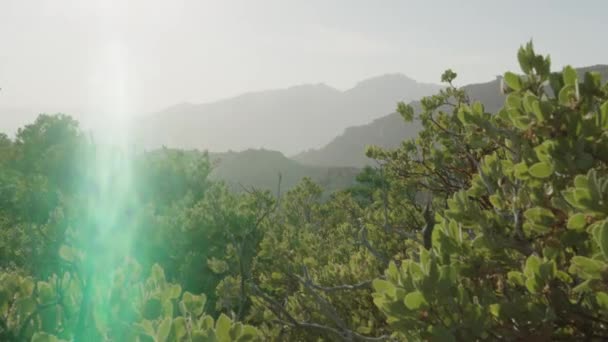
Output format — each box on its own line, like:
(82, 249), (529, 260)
(1, 42), (608, 341)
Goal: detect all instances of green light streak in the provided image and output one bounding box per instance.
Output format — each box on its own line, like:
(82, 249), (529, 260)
(72, 138), (144, 338)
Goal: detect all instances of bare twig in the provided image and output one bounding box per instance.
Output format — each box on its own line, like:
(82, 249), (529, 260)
(297, 267), (348, 330)
(357, 224), (388, 266)
(251, 284), (392, 342)
(307, 279), (375, 293)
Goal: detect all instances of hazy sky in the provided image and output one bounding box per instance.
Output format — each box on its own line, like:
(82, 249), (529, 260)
(1, 0), (607, 116)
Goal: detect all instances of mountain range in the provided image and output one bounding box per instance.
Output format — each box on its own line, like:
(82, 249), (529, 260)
(294, 65), (608, 167)
(134, 74), (442, 154)
(3, 66), (606, 193)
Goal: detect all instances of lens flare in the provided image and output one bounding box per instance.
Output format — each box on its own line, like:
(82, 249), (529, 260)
(74, 38), (142, 335)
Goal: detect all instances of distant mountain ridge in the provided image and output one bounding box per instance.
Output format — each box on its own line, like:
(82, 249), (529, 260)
(294, 65), (608, 167)
(134, 74), (442, 154)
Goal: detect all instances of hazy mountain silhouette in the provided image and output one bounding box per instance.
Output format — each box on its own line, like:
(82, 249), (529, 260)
(135, 74), (441, 154)
(294, 65), (608, 167)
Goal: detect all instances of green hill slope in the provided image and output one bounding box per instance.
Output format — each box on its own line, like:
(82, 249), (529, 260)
(208, 149), (359, 193)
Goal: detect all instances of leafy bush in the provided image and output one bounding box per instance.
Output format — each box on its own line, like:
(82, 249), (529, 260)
(371, 42), (608, 340)
(0, 260), (260, 341)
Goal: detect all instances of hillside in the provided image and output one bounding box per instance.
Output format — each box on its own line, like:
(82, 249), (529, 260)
(208, 149), (359, 194)
(134, 74), (441, 154)
(295, 65), (608, 167)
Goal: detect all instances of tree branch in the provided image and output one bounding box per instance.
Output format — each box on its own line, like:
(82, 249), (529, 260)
(250, 284), (392, 341)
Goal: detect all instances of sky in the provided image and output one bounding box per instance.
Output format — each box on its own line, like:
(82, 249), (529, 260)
(0, 0), (607, 118)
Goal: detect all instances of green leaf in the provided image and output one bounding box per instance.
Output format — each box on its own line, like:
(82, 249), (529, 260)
(507, 271), (525, 286)
(569, 256), (605, 279)
(37, 281), (55, 305)
(457, 107), (469, 125)
(472, 101), (484, 116)
(229, 322), (242, 340)
(161, 299), (173, 318)
(199, 315), (215, 331)
(523, 222), (550, 234)
(524, 255), (542, 278)
(600, 101), (608, 129)
(563, 65), (578, 86)
(215, 313), (232, 341)
(237, 326), (260, 341)
(559, 84), (577, 106)
(172, 317), (188, 340)
(386, 261), (399, 281)
(489, 304), (501, 317)
(58, 245), (75, 262)
(528, 162), (553, 179)
(504, 72), (522, 91)
(506, 93), (522, 109)
(538, 261), (556, 281)
(489, 194), (504, 208)
(157, 317), (172, 342)
(134, 319), (156, 337)
(574, 188), (593, 208)
(207, 257), (229, 274)
(513, 162), (529, 180)
(151, 264), (166, 283)
(182, 292), (206, 317)
(573, 279), (593, 293)
(543, 246), (559, 260)
(534, 141), (554, 163)
(530, 98), (545, 122)
(441, 69), (457, 83)
(596, 220), (608, 259)
(597, 292), (608, 311)
(397, 102), (414, 122)
(168, 284), (182, 299)
(524, 207), (556, 226)
(420, 248), (430, 274)
(517, 43), (533, 74)
(403, 291), (427, 310)
(574, 174), (589, 188)
(567, 213), (587, 230)
(525, 276), (540, 294)
(556, 271), (573, 283)
(372, 279), (393, 293)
